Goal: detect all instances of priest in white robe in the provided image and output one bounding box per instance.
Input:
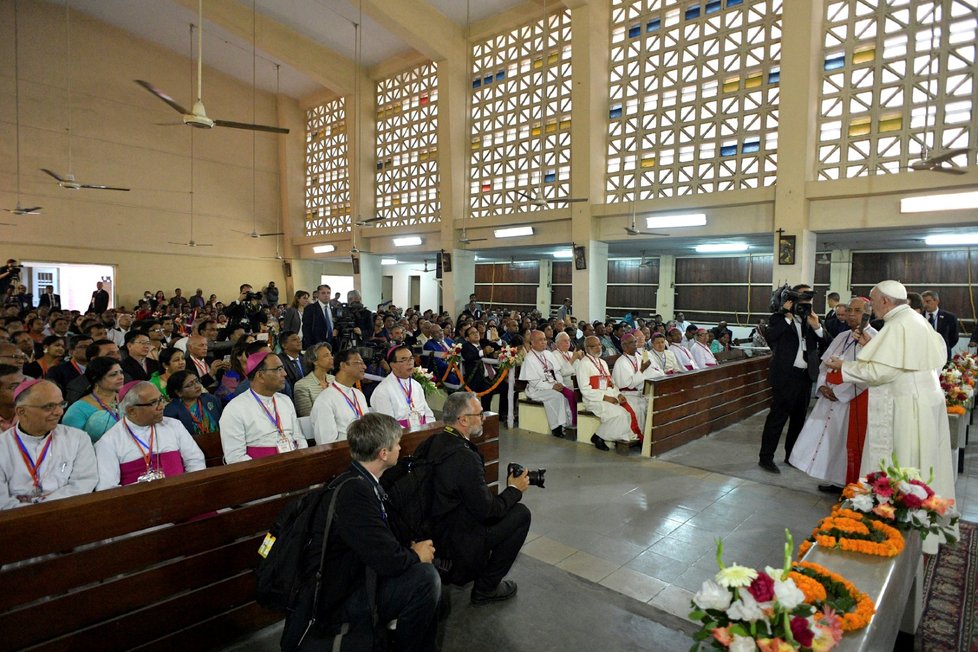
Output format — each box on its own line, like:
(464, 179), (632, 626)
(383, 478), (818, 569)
(0, 379), (97, 508)
(690, 329), (719, 368)
(220, 351), (306, 464)
(648, 333), (682, 375)
(311, 349), (369, 444)
(95, 381), (206, 490)
(612, 332), (662, 432)
(826, 280), (956, 553)
(668, 328), (699, 371)
(576, 337), (635, 450)
(370, 345), (435, 429)
(519, 330), (572, 437)
(790, 299), (877, 489)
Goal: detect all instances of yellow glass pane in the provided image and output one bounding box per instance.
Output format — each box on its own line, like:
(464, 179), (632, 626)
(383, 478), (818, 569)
(745, 73), (762, 89)
(533, 58), (543, 69)
(641, 157), (656, 168)
(722, 77), (740, 93)
(559, 119), (571, 130)
(531, 126), (542, 137)
(878, 114), (902, 133)
(548, 52), (559, 65)
(848, 117), (871, 137)
(853, 47), (876, 65)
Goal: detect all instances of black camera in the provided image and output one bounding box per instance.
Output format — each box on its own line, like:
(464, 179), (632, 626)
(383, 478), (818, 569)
(508, 463), (546, 488)
(245, 291), (263, 302)
(769, 283), (815, 315)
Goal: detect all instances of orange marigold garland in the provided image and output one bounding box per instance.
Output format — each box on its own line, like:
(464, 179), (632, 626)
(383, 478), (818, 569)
(792, 561), (876, 631)
(802, 509), (904, 558)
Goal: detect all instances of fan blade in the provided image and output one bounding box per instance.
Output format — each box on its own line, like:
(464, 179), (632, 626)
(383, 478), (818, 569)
(259, 231), (284, 236)
(8, 206), (42, 215)
(213, 119), (289, 134)
(80, 184), (131, 191)
(515, 190), (535, 201)
(546, 197), (588, 204)
(935, 166), (967, 175)
(461, 237), (488, 242)
(40, 168), (65, 182)
(926, 148), (970, 165)
(357, 216), (387, 225)
(135, 80), (190, 115)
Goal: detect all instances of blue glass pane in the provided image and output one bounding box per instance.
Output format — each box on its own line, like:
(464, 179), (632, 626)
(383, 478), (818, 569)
(609, 106), (623, 119)
(544, 173), (556, 183)
(685, 5), (701, 20)
(720, 144), (738, 157)
(742, 140), (760, 154)
(647, 19), (661, 32)
(495, 70), (506, 81)
(472, 78), (481, 89)
(824, 55), (845, 71)
(484, 75), (493, 85)
(706, 0), (722, 14)
(628, 24), (641, 38)
(376, 161), (383, 170)
(767, 69), (781, 84)
(726, 0), (743, 6)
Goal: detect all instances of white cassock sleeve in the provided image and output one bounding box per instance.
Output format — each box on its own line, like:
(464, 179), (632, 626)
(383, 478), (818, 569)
(519, 353), (555, 393)
(612, 357), (645, 392)
(46, 431), (98, 501)
(841, 360), (902, 387)
(219, 400), (251, 463)
(173, 419), (208, 471)
(311, 390), (339, 444)
(369, 378), (399, 419)
(94, 433), (123, 490)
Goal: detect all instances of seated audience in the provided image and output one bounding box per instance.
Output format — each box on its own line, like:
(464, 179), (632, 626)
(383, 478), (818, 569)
(47, 334), (92, 391)
(62, 356), (126, 443)
(219, 351), (306, 463)
(1, 379), (97, 508)
(459, 326), (502, 414)
(371, 345), (434, 428)
(422, 325), (459, 385)
(65, 339), (122, 405)
(216, 339), (250, 404)
(311, 349), (368, 444)
(690, 328), (719, 368)
(185, 334), (227, 393)
(163, 370), (222, 436)
(518, 330), (572, 438)
(278, 330), (305, 390)
(95, 381), (206, 489)
(293, 343), (334, 418)
(120, 331), (160, 381)
(551, 331), (581, 428)
(22, 335), (66, 379)
(0, 364), (25, 431)
(710, 331), (732, 354)
(0, 341), (28, 372)
(150, 347), (185, 400)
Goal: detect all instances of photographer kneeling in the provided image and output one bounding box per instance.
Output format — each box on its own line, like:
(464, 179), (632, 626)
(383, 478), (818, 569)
(425, 391), (532, 605)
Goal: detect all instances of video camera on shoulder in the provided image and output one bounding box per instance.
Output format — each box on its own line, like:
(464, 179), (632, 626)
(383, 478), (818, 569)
(769, 283), (816, 318)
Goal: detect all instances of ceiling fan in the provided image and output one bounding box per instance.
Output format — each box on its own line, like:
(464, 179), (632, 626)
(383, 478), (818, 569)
(134, 0), (288, 134)
(458, 228), (488, 244)
(3, 2), (42, 217)
(639, 250), (655, 267)
(517, 188), (588, 207)
(236, 228), (284, 238)
(356, 215), (387, 226)
(908, 148), (970, 175)
(168, 238), (213, 248)
(624, 208), (668, 236)
(411, 260), (434, 273)
(41, 169), (130, 192)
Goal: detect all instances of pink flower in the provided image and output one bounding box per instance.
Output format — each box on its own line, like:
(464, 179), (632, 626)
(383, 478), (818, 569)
(871, 476), (893, 498)
(747, 571), (775, 603)
(865, 471), (883, 484)
(902, 492), (924, 509)
(790, 615), (815, 648)
(757, 638), (793, 652)
(816, 607), (844, 643)
(712, 626), (733, 647)
(873, 503), (896, 519)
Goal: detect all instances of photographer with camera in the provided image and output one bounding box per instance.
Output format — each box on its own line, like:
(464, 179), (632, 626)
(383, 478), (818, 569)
(757, 284), (827, 474)
(0, 259), (21, 297)
(223, 284), (265, 334)
(422, 391), (531, 605)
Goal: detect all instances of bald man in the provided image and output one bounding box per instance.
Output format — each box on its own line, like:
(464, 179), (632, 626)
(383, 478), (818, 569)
(518, 330), (572, 437)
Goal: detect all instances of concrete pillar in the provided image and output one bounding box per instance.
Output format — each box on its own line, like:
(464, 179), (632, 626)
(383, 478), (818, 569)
(771, 0), (824, 287)
(830, 248), (853, 300)
(537, 259), (553, 315)
(451, 248), (476, 315)
(656, 254), (676, 319)
(435, 56), (468, 317)
(572, 241), (608, 322)
(356, 252), (382, 307)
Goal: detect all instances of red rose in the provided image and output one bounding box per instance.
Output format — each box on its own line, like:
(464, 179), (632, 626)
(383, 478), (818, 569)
(865, 471), (883, 484)
(747, 571), (775, 602)
(902, 492), (924, 509)
(790, 615), (815, 647)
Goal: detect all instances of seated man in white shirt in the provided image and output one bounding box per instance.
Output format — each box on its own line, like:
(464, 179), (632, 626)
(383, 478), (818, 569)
(689, 328), (719, 368)
(667, 327), (698, 371)
(95, 381), (206, 489)
(518, 330), (572, 438)
(219, 351), (306, 463)
(611, 332), (662, 434)
(311, 348), (368, 444)
(371, 345), (434, 428)
(1, 379), (97, 508)
(576, 337), (636, 451)
(648, 333), (682, 375)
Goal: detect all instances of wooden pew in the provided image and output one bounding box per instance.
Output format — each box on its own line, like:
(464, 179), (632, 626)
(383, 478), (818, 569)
(0, 416), (500, 651)
(641, 356), (772, 456)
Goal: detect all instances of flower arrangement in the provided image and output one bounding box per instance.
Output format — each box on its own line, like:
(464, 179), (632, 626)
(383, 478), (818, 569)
(496, 344), (523, 372)
(690, 530), (843, 651)
(411, 367), (439, 395)
(790, 561), (875, 632)
(798, 509), (904, 559)
(839, 457), (959, 545)
(941, 357), (975, 413)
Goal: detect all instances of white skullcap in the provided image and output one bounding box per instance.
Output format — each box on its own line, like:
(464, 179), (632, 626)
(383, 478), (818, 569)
(875, 280), (907, 300)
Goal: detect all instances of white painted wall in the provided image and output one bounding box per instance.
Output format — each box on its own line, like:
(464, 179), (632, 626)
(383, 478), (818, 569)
(382, 263), (439, 312)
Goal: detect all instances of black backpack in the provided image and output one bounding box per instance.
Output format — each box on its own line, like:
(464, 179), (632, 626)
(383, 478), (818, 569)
(254, 474), (360, 613)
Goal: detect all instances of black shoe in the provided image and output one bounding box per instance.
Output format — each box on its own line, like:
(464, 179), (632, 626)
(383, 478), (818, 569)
(551, 426), (564, 438)
(758, 460), (781, 474)
(591, 434), (611, 451)
(471, 580), (518, 606)
(818, 484), (842, 495)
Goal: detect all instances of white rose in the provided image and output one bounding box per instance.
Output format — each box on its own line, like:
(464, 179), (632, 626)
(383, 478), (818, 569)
(773, 576), (805, 610)
(907, 484), (929, 500)
(851, 492), (874, 512)
(896, 480), (913, 495)
(693, 580), (732, 611)
(910, 509), (929, 524)
(727, 591), (765, 622)
(729, 635), (758, 652)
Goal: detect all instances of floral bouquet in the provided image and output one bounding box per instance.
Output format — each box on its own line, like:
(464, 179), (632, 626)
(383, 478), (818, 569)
(412, 367), (439, 395)
(840, 456), (959, 545)
(690, 530), (843, 651)
(496, 344), (523, 372)
(941, 363), (974, 414)
(952, 352), (978, 381)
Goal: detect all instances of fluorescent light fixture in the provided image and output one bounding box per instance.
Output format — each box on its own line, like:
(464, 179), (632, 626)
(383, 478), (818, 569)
(646, 213), (707, 229)
(695, 243), (748, 253)
(926, 233), (978, 246)
(552, 250), (573, 258)
(312, 244), (336, 254)
(494, 226), (534, 238)
(393, 236), (422, 247)
(381, 258), (398, 265)
(901, 191), (978, 213)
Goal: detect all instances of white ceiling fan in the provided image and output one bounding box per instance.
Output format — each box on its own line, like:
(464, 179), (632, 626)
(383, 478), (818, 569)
(639, 250), (655, 268)
(411, 260), (435, 273)
(135, 0), (288, 134)
(3, 1), (42, 217)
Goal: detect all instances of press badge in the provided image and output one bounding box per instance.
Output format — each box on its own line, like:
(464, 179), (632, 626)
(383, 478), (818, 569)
(277, 439), (296, 454)
(258, 533), (276, 558)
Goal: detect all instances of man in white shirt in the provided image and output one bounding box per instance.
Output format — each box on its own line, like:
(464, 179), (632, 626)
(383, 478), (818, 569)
(0, 379), (97, 508)
(108, 312), (133, 348)
(95, 381), (205, 489)
(689, 328), (719, 368)
(612, 333), (662, 435)
(219, 351), (306, 463)
(577, 337), (635, 451)
(518, 330), (572, 437)
(674, 312), (691, 335)
(311, 349), (368, 444)
(371, 345), (434, 428)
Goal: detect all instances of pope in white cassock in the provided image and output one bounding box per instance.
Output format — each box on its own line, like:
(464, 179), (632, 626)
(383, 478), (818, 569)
(519, 330), (572, 437)
(790, 298), (877, 488)
(826, 280), (957, 553)
(577, 337), (635, 450)
(612, 332), (662, 433)
(370, 346), (435, 429)
(220, 351), (307, 463)
(0, 379), (97, 509)
(312, 350), (369, 444)
(95, 381), (206, 490)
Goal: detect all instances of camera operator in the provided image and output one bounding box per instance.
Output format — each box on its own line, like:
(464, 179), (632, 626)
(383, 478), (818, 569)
(223, 284), (265, 333)
(0, 260), (20, 296)
(419, 391), (531, 605)
(757, 283), (827, 474)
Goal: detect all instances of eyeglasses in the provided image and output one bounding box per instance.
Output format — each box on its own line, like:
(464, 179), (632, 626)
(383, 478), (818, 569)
(21, 401), (67, 412)
(261, 365), (286, 374)
(460, 411), (486, 420)
(181, 378), (202, 390)
(393, 357), (414, 364)
(132, 339), (152, 346)
(148, 328), (164, 333)
(105, 370), (125, 377)
(0, 353), (28, 362)
(133, 397), (166, 408)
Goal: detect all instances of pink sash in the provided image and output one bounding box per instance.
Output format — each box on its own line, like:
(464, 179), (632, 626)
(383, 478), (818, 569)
(397, 417), (428, 429)
(246, 446), (280, 459)
(560, 387), (578, 426)
(119, 450), (186, 486)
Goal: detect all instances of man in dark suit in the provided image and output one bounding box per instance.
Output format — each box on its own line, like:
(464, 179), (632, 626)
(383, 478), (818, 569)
(302, 284), (336, 349)
(119, 330), (160, 382)
(922, 290), (958, 361)
(89, 281), (109, 314)
(37, 287), (61, 310)
(47, 334), (92, 391)
(277, 330), (305, 392)
(758, 284), (827, 474)
(280, 413), (440, 652)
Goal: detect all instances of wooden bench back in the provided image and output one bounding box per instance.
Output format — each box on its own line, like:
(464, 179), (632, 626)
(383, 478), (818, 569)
(0, 416), (500, 651)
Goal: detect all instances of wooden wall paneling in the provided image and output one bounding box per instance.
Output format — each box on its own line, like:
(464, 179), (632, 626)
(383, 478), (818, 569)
(675, 255), (773, 325)
(552, 261), (572, 284)
(607, 286), (658, 312)
(607, 259), (658, 284)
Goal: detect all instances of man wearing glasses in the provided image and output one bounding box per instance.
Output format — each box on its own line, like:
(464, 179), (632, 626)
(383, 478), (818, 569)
(0, 342), (28, 373)
(311, 349), (369, 445)
(0, 365), (25, 431)
(370, 345), (434, 428)
(94, 382), (205, 489)
(422, 392), (531, 605)
(120, 330), (160, 381)
(0, 379), (97, 508)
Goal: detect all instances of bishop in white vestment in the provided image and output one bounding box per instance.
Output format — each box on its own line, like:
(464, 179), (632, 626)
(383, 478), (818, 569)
(519, 331), (571, 434)
(612, 333), (662, 432)
(576, 338), (634, 444)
